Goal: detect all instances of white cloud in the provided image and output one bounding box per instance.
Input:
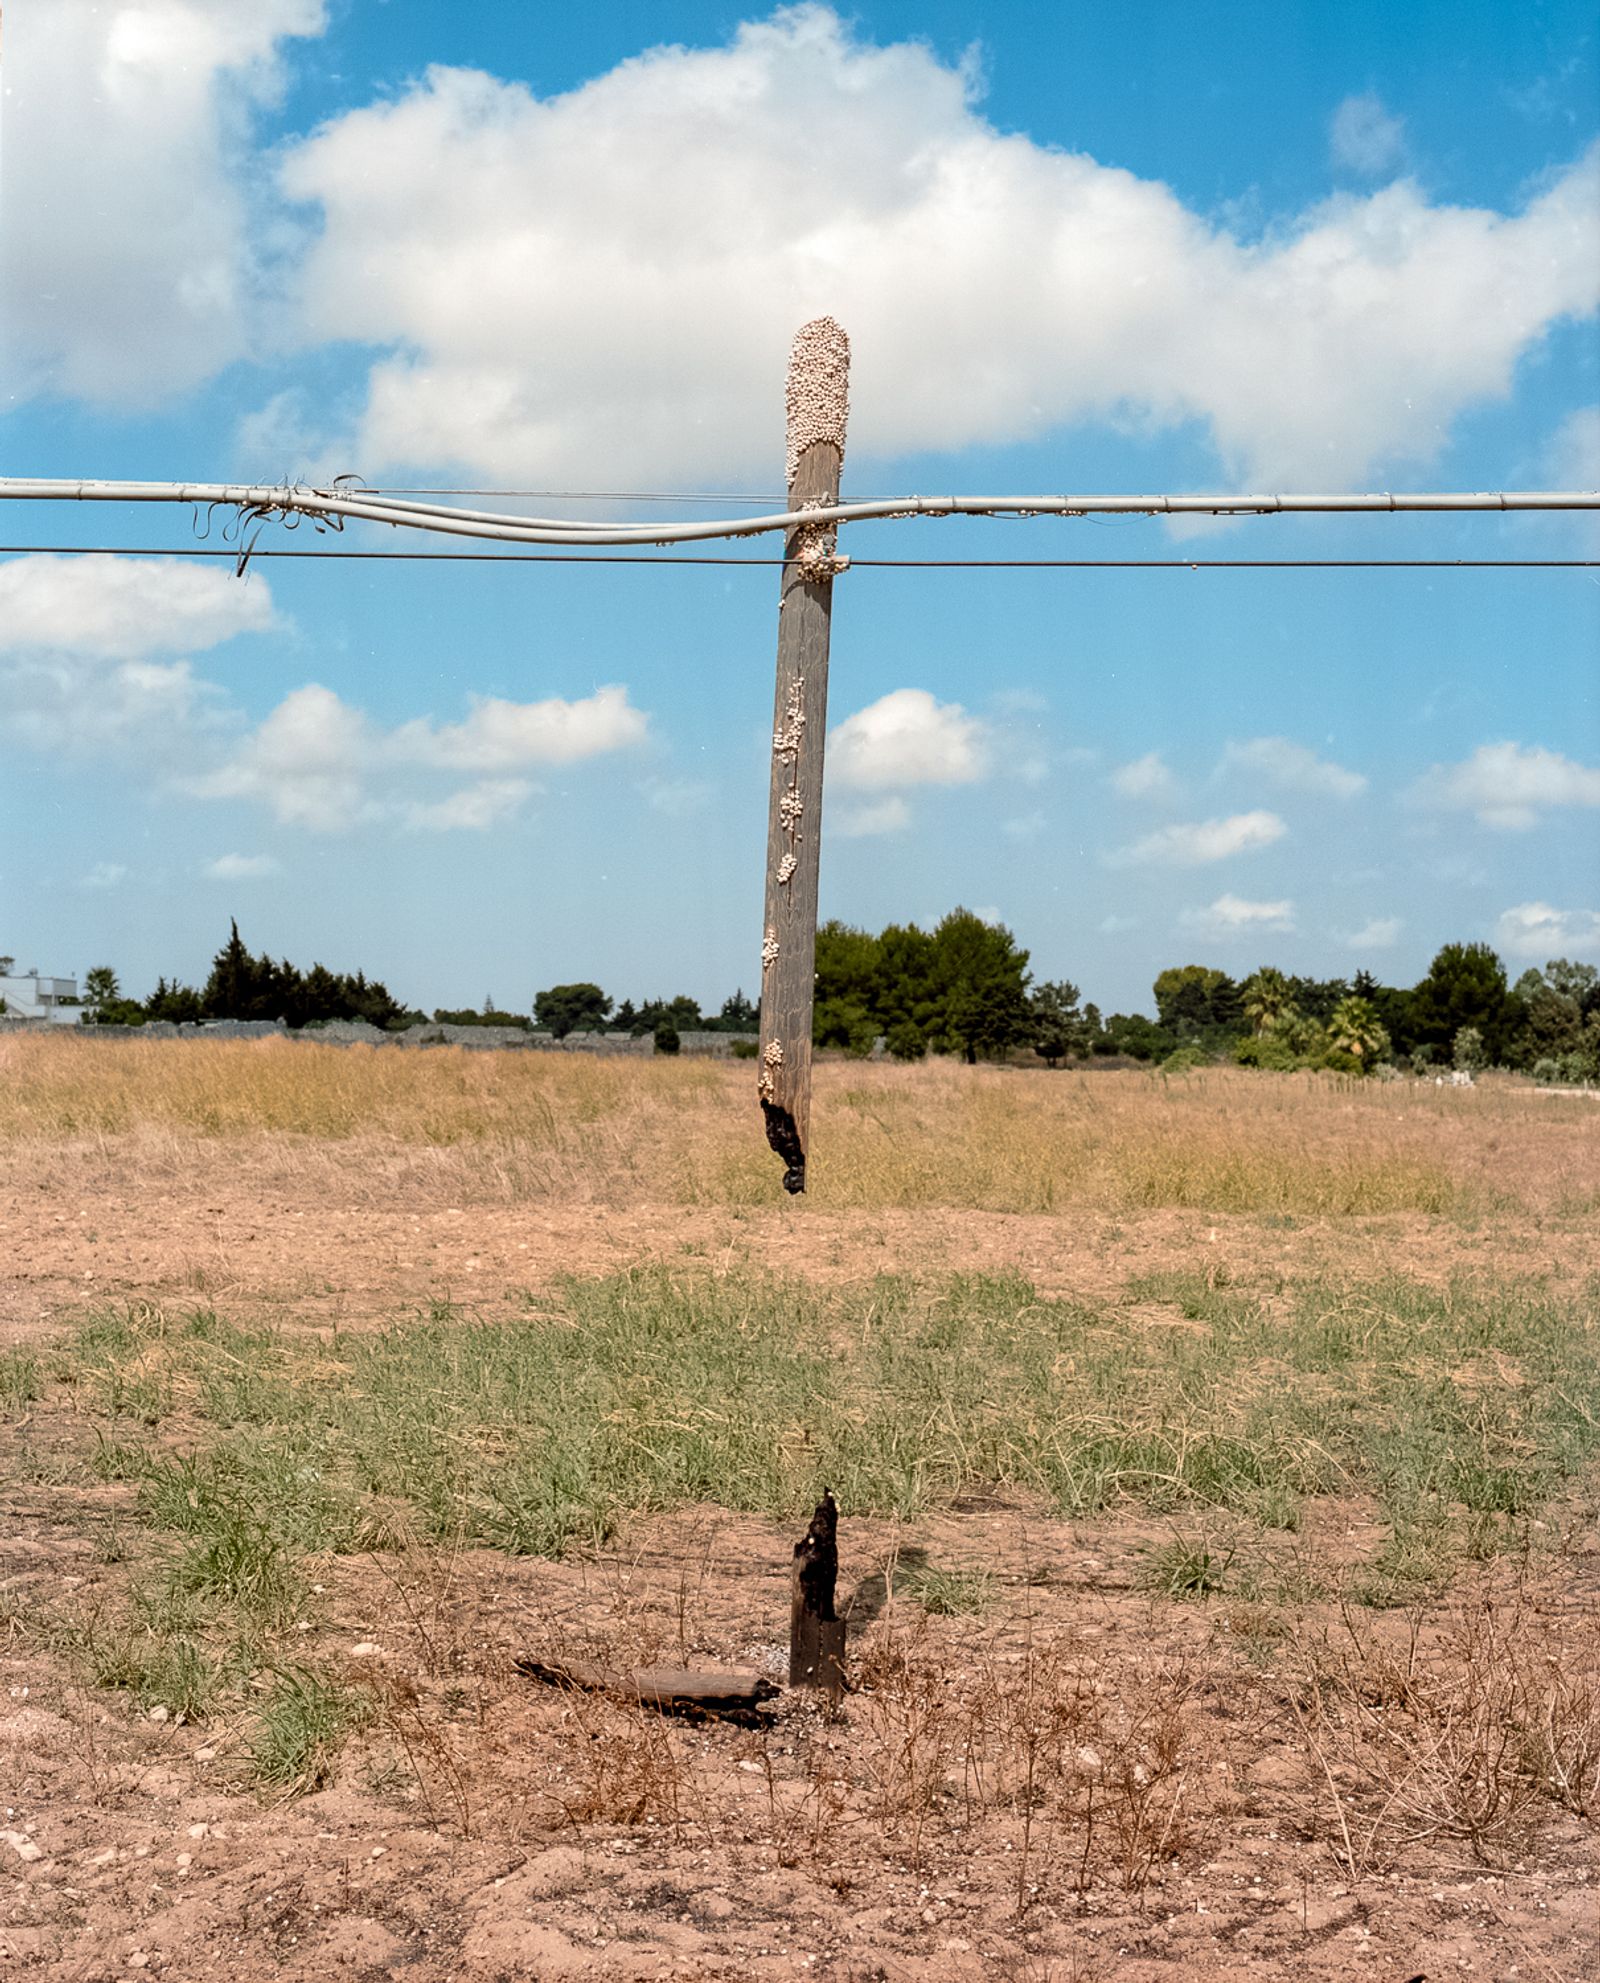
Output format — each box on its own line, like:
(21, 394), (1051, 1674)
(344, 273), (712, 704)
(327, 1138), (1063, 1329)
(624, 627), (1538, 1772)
(273, 10), (1599, 488)
(1108, 809), (1287, 867)
(202, 854), (283, 881)
(1329, 93), (1406, 178)
(1414, 742), (1600, 830)
(188, 681), (647, 832)
(402, 780), (533, 833)
(0, 556), (277, 662)
(1495, 902), (1600, 960)
(1347, 916), (1403, 951)
(0, 555), (276, 757)
(834, 796), (912, 837)
(190, 684), (375, 831)
(1180, 894), (1296, 934)
(1111, 752), (1178, 800)
(392, 685), (647, 770)
(828, 689), (989, 792)
(0, 0), (326, 406)
(1222, 736), (1366, 799)
(1099, 913), (1140, 934)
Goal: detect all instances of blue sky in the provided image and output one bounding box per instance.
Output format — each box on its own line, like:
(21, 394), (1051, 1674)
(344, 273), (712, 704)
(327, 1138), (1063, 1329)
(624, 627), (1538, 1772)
(2, 0), (1597, 1015)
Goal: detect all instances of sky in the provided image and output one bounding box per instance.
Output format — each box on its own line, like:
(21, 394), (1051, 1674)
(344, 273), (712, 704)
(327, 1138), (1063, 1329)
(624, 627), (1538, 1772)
(1, 0), (1597, 1017)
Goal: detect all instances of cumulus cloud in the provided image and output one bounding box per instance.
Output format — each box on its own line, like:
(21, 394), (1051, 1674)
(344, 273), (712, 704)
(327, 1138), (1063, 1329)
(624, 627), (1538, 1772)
(0, 0), (325, 406)
(392, 685), (647, 771)
(1108, 809), (1286, 867)
(1111, 752), (1178, 800)
(1180, 894), (1296, 934)
(834, 796), (912, 838)
(1222, 736), (1367, 799)
(270, 8), (1599, 489)
(1329, 93), (1406, 177)
(0, 555), (276, 757)
(202, 854), (283, 881)
(78, 863), (129, 892)
(1413, 741), (1600, 829)
(1347, 916), (1403, 950)
(1495, 902), (1600, 959)
(187, 681), (648, 831)
(828, 689), (990, 792)
(0, 556), (278, 662)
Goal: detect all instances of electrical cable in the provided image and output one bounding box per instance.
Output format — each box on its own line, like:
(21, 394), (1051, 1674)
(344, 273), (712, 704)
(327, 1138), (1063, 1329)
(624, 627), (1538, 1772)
(1, 545), (1595, 568)
(1, 478), (1596, 551)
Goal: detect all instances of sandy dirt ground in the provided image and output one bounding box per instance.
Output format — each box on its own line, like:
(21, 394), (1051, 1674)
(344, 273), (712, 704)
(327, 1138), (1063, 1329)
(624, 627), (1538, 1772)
(4, 1140), (1598, 1981)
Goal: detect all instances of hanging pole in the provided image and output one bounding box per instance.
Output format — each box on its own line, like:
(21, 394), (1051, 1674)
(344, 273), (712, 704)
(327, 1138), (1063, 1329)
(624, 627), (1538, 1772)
(759, 317), (850, 1194)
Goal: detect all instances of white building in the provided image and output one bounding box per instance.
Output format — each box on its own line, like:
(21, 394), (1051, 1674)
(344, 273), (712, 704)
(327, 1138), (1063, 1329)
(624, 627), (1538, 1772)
(0, 966), (81, 1023)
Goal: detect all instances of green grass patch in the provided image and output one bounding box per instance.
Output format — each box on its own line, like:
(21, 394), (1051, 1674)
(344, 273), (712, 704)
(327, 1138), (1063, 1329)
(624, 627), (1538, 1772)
(55, 1267), (1600, 1589)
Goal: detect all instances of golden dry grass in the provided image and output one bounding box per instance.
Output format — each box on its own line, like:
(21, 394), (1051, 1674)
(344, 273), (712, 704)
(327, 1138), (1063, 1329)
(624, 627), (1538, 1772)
(1, 1031), (1594, 1217)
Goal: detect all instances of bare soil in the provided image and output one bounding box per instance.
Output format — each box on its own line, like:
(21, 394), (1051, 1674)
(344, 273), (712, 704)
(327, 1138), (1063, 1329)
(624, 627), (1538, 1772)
(4, 1097), (1598, 1982)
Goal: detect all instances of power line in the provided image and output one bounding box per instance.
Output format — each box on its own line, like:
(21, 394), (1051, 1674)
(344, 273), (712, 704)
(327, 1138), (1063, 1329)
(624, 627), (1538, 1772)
(1, 478), (1596, 551)
(2, 544), (1595, 569)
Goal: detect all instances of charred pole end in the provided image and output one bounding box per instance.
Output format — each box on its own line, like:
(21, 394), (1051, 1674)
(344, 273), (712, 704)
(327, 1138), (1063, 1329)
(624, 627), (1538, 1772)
(761, 318), (851, 1193)
(789, 1488), (846, 1697)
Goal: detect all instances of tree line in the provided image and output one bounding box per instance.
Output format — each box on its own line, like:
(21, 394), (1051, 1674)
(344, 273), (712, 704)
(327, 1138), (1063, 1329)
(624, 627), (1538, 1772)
(78, 924), (760, 1048)
(71, 916), (1600, 1084)
(810, 913), (1598, 1082)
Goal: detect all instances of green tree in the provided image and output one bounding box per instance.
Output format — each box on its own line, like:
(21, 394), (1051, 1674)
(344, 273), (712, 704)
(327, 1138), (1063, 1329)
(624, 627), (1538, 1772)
(83, 964), (146, 1026)
(1411, 942), (1519, 1065)
(1031, 979), (1087, 1067)
(813, 920), (882, 1054)
(83, 965), (119, 1015)
(718, 989), (758, 1030)
(1153, 964), (1240, 1038)
(927, 909), (1032, 1062)
(1241, 967), (1298, 1037)
(534, 982), (613, 1038)
(1326, 994), (1390, 1069)
(144, 977), (204, 1024)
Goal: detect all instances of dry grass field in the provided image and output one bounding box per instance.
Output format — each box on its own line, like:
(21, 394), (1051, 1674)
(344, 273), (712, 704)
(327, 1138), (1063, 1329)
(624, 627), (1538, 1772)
(3, 1033), (1598, 1982)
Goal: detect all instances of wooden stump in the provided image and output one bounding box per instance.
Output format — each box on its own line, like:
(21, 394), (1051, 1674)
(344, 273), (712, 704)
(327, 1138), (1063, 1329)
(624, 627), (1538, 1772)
(789, 1489), (846, 1700)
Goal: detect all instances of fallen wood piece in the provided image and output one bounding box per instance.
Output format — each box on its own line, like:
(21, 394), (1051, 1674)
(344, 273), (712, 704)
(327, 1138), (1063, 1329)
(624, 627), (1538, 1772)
(513, 1656), (779, 1718)
(790, 1490), (846, 1700)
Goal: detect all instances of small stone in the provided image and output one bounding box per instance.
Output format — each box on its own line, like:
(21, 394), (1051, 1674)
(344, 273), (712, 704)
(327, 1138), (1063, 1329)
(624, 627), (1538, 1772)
(351, 1643), (380, 1658)
(2, 1830), (43, 1863)
(148, 1706), (169, 1724)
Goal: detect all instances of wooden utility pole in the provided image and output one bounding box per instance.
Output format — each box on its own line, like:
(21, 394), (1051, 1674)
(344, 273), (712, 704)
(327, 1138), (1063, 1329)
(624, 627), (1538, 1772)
(759, 317), (850, 1193)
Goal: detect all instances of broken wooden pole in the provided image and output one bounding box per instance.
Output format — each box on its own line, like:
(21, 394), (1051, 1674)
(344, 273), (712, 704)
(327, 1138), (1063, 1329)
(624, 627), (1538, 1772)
(789, 1489), (846, 1700)
(759, 316), (851, 1194)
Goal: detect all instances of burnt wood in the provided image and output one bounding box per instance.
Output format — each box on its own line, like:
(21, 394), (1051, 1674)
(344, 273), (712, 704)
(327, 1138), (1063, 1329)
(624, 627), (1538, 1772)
(789, 1489), (847, 1698)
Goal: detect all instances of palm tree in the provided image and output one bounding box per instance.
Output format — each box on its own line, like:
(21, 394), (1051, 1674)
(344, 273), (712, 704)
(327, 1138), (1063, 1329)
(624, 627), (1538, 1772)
(1327, 994), (1389, 1067)
(1242, 966), (1296, 1037)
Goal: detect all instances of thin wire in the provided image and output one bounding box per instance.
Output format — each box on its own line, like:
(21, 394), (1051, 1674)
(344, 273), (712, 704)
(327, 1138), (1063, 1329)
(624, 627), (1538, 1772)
(2, 544), (1596, 568)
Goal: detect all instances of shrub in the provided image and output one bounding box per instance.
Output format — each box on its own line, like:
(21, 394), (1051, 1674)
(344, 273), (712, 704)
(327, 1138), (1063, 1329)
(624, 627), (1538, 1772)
(1161, 1045), (1210, 1074)
(653, 1023), (681, 1056)
(885, 1020), (927, 1062)
(1233, 1033), (1299, 1072)
(730, 1038), (759, 1060)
